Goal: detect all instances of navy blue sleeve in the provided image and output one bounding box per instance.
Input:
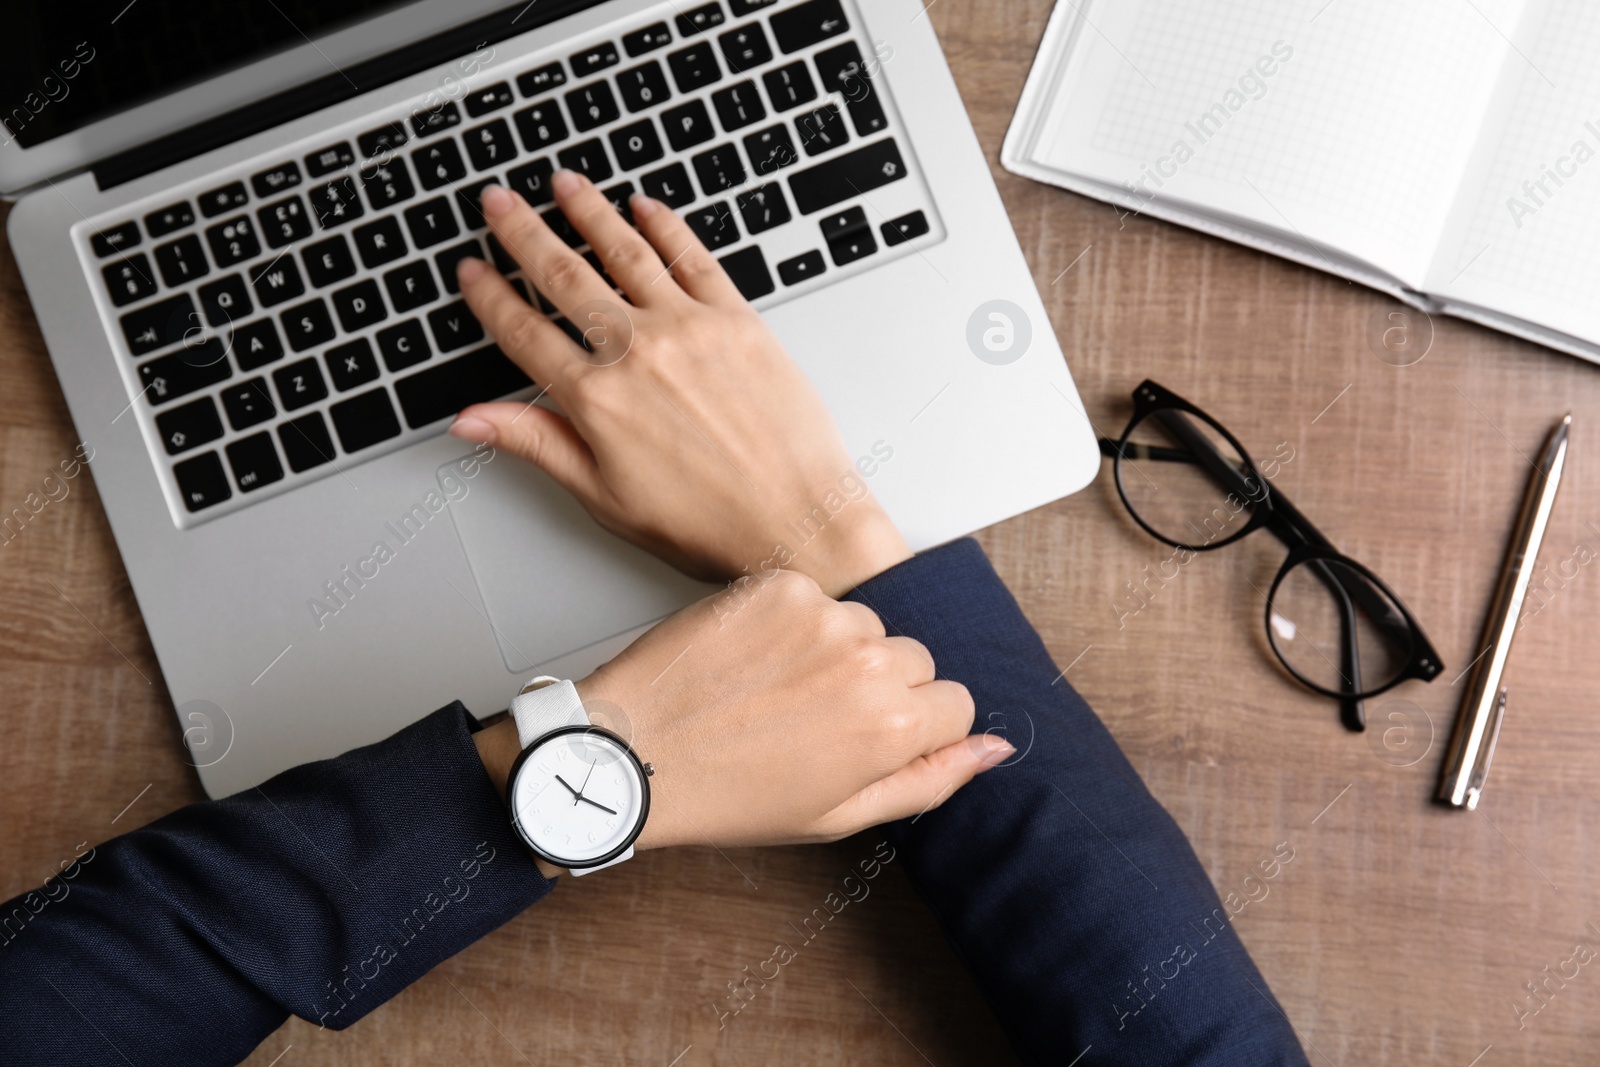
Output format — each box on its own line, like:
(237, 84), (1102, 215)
(847, 539), (1309, 1067)
(0, 703), (549, 1067)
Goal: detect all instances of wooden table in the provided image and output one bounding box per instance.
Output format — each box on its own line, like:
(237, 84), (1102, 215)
(4, 3), (1598, 1064)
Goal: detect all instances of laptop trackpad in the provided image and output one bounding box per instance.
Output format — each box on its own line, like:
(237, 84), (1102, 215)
(440, 453), (711, 673)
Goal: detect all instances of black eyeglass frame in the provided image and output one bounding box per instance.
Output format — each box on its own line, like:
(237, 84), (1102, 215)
(1098, 380), (1444, 730)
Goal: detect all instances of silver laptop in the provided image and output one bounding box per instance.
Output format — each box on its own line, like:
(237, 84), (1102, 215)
(3, 0), (1098, 797)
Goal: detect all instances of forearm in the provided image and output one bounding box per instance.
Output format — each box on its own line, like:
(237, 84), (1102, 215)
(847, 539), (1309, 1067)
(0, 704), (549, 1067)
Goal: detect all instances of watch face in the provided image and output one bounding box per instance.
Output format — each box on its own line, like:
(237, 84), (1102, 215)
(508, 726), (649, 868)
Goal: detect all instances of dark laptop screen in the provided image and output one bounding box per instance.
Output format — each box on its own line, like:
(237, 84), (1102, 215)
(1, 1), (416, 148)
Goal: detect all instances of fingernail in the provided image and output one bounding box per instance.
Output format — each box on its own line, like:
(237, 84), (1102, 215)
(552, 168), (583, 196)
(480, 184), (513, 216)
(448, 415), (497, 445)
(456, 257), (487, 285)
(977, 734), (1015, 767)
(629, 193), (658, 220)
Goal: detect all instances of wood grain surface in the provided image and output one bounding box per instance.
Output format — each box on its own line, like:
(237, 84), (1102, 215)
(4, 3), (1598, 1064)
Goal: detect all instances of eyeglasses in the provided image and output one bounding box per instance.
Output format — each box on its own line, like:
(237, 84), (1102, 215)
(1098, 380), (1443, 731)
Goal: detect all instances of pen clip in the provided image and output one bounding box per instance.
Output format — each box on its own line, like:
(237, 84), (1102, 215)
(1465, 687), (1508, 811)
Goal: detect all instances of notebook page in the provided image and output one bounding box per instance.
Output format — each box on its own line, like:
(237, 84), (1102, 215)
(1428, 0), (1600, 351)
(1029, 0), (1528, 287)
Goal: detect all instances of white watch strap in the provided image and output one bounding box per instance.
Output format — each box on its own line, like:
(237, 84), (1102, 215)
(509, 676), (588, 749)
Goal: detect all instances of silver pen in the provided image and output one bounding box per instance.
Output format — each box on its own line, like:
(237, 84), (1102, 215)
(1437, 413), (1571, 809)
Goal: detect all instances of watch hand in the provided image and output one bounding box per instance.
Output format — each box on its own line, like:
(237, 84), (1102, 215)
(555, 775), (580, 798)
(574, 759), (598, 806)
(577, 795), (618, 816)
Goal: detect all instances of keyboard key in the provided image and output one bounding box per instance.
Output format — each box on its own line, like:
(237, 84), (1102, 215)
(155, 396), (223, 455)
(353, 216), (408, 268)
(309, 177), (365, 228)
(815, 42), (888, 135)
(231, 319), (285, 370)
(623, 22), (672, 57)
(797, 104), (848, 155)
(730, 0), (779, 13)
(719, 25), (772, 73)
(154, 234), (210, 287)
(120, 293), (197, 356)
(516, 62), (567, 96)
(736, 183), (791, 234)
(279, 412), (336, 471)
(331, 388), (402, 452)
(661, 99), (716, 152)
(221, 377), (277, 430)
(465, 118), (516, 171)
(687, 202), (738, 249)
(357, 122), (408, 159)
(174, 451), (231, 512)
(641, 162), (695, 207)
(487, 233), (520, 274)
(103, 254), (158, 307)
(464, 81), (514, 117)
(432, 239), (483, 295)
(602, 182), (636, 225)
(763, 61), (817, 112)
(259, 196), (313, 248)
(427, 300), (486, 353)
(883, 210), (930, 246)
(828, 226), (877, 265)
(306, 141), (355, 177)
(205, 215), (262, 267)
(571, 42), (620, 77)
(777, 249), (825, 285)
(199, 182), (249, 218)
(302, 235), (357, 288)
(145, 201), (195, 238)
(541, 207), (584, 248)
(718, 245), (774, 300)
(139, 343), (232, 406)
(395, 343), (531, 429)
(676, 2), (725, 36)
(377, 318), (431, 372)
(558, 138), (615, 182)
(457, 179), (500, 230)
(273, 357), (329, 411)
(668, 42), (722, 93)
(692, 144), (746, 193)
(507, 158), (557, 206)
(91, 221), (140, 258)
(617, 60), (672, 113)
(250, 255), (307, 308)
(325, 337), (382, 391)
(414, 140), (467, 189)
(385, 260), (440, 311)
(770, 0), (848, 54)
(513, 100), (569, 151)
(280, 298), (336, 352)
(332, 278), (387, 330)
(197, 274), (253, 328)
(789, 138), (906, 214)
(251, 162), (302, 199)
(744, 124), (799, 174)
(821, 205), (869, 241)
(566, 82), (620, 132)
(711, 81), (765, 131)
(404, 196), (461, 249)
(226, 432), (284, 492)
(412, 101), (462, 138)
(361, 158), (416, 209)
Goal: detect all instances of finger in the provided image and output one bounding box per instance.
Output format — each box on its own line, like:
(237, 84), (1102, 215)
(552, 170), (674, 306)
(817, 733), (1014, 838)
(882, 634), (937, 685)
(481, 183), (617, 320)
(904, 677), (976, 753)
(630, 194), (746, 307)
(449, 400), (602, 504)
(457, 256), (586, 391)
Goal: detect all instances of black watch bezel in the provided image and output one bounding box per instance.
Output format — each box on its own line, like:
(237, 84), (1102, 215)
(506, 724), (651, 870)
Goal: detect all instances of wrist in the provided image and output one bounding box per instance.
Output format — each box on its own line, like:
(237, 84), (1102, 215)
(471, 716), (566, 880)
(798, 505), (912, 597)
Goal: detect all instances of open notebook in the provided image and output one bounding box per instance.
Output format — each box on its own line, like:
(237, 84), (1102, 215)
(1003, 0), (1600, 362)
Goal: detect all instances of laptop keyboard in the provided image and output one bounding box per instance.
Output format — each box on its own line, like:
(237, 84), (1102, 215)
(83, 0), (940, 527)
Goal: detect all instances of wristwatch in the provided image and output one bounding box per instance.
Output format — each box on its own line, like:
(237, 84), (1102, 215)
(505, 676), (652, 875)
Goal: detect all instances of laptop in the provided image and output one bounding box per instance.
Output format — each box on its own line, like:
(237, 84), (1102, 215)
(2, 0), (1098, 798)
